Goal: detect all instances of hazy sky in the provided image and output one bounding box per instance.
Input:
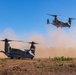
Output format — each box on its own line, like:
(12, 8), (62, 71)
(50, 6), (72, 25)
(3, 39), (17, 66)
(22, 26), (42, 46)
(0, 0), (76, 38)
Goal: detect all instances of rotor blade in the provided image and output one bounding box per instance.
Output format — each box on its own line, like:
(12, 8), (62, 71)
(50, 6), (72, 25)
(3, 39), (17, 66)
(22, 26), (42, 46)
(7, 40), (14, 42)
(47, 14), (58, 17)
(0, 39), (25, 42)
(69, 18), (76, 20)
(9, 40), (25, 42)
(27, 41), (38, 44)
(47, 14), (68, 20)
(0, 40), (18, 42)
(0, 40), (5, 41)
(0, 38), (12, 42)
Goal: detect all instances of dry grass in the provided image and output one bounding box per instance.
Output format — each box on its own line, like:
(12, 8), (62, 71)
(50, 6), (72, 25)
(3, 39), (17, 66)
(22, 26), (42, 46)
(0, 58), (76, 75)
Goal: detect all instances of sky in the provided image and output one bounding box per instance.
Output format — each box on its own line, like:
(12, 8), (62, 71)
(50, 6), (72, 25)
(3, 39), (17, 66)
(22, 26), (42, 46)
(0, 0), (76, 39)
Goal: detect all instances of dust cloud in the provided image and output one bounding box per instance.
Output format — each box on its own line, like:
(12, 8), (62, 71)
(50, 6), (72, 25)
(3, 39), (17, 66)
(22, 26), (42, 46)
(0, 27), (76, 58)
(28, 27), (76, 58)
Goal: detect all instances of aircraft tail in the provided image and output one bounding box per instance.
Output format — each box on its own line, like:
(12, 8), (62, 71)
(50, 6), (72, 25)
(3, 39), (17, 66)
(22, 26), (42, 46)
(47, 19), (50, 24)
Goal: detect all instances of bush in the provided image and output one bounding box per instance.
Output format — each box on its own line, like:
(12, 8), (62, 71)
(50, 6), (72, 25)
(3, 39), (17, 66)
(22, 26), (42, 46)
(53, 56), (73, 61)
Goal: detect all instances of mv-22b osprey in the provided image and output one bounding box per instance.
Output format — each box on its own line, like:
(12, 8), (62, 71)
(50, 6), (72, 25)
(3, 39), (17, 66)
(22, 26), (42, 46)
(47, 14), (76, 28)
(0, 38), (38, 59)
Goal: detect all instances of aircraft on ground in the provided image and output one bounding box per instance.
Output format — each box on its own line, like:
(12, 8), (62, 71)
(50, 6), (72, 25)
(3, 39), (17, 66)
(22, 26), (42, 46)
(0, 38), (38, 59)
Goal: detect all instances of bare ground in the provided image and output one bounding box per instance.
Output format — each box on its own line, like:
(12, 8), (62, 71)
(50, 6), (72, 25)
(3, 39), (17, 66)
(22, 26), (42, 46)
(0, 58), (76, 75)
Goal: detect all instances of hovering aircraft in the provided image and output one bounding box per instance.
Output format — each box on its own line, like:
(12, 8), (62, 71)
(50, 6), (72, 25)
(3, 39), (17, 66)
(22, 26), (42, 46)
(0, 38), (38, 59)
(47, 14), (76, 28)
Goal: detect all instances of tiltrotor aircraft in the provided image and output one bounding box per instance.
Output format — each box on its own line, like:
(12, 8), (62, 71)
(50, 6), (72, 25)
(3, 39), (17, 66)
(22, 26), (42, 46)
(47, 14), (76, 28)
(0, 38), (38, 59)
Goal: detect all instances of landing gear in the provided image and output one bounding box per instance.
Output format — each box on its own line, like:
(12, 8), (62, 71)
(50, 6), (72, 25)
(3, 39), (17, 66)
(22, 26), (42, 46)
(31, 57), (34, 60)
(10, 57), (13, 59)
(18, 57), (20, 59)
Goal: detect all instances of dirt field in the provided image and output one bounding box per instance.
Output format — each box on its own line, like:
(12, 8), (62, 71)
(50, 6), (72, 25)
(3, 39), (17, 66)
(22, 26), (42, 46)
(0, 58), (76, 75)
